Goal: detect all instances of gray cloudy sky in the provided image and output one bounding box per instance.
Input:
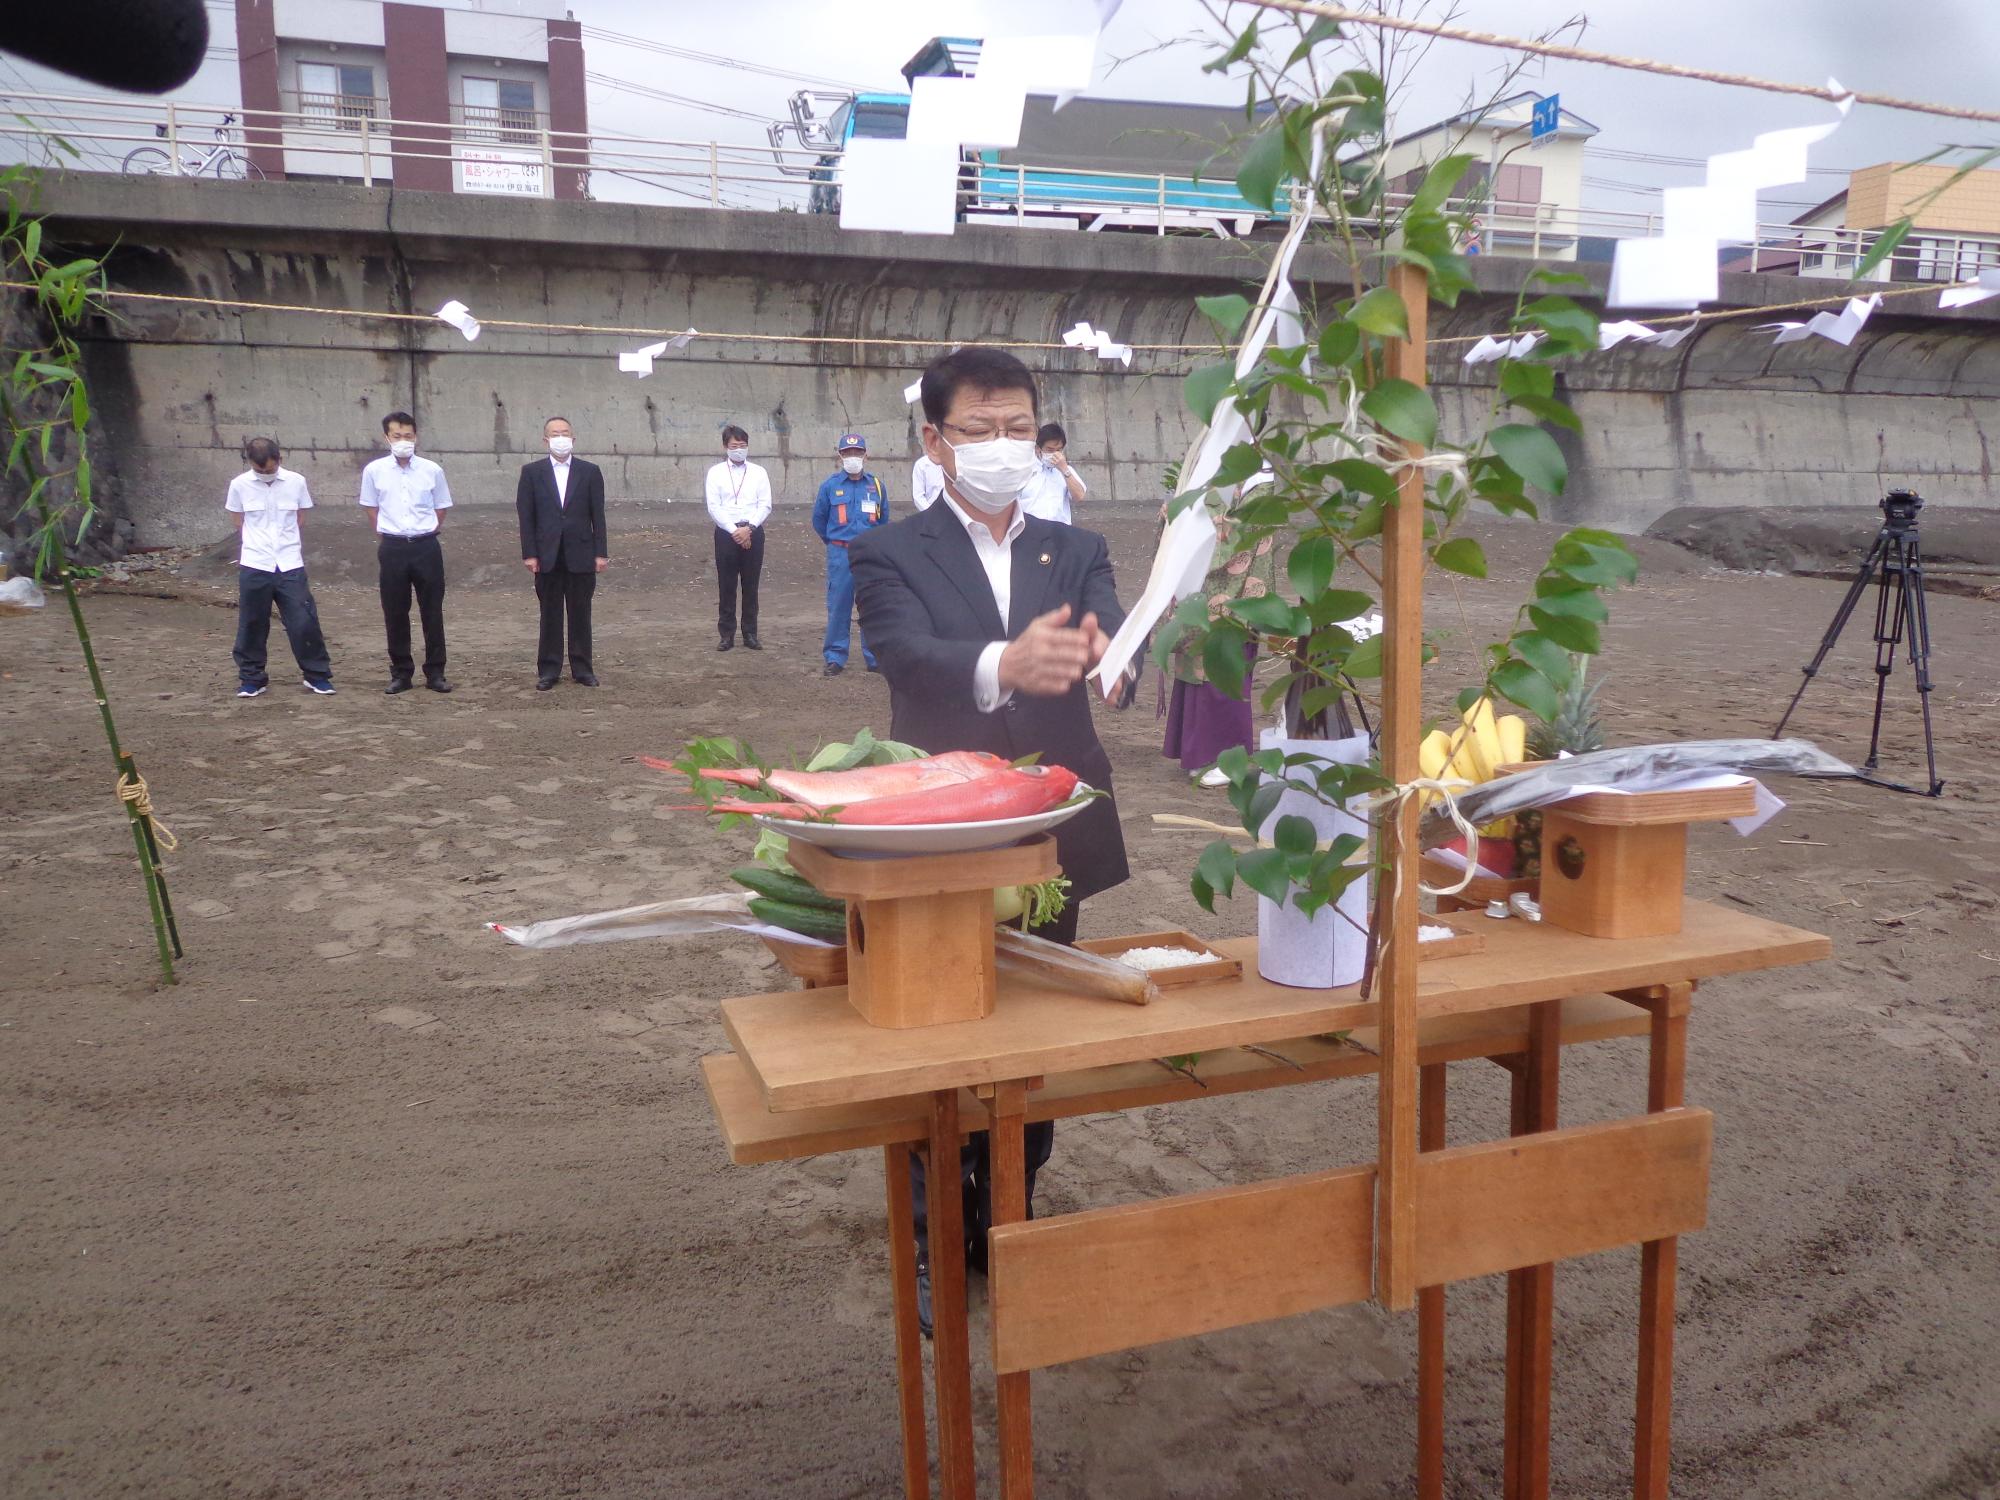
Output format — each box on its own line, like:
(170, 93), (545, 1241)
(5, 0), (1995, 216)
(569, 0), (2000, 217)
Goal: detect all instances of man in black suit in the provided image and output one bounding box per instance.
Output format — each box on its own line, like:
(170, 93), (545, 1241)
(852, 347), (1135, 1335)
(517, 416), (609, 689)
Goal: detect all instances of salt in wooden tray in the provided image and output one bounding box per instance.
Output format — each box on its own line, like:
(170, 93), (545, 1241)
(1075, 929), (1243, 988)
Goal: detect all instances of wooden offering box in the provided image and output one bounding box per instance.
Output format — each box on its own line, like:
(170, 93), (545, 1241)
(787, 836), (1059, 1029)
(1074, 930), (1242, 989)
(1537, 780), (1757, 940)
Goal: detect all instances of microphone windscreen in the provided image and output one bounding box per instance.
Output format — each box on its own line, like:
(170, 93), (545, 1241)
(0, 0), (210, 95)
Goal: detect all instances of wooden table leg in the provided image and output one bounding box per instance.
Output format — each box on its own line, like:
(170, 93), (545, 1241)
(1633, 982), (1691, 1500)
(988, 1080), (1033, 1500)
(927, 1090), (978, 1500)
(1417, 1061), (1448, 1500)
(884, 1143), (931, 1500)
(1503, 1000), (1561, 1500)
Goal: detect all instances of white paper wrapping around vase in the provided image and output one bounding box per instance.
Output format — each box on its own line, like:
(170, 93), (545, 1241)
(1255, 729), (1371, 989)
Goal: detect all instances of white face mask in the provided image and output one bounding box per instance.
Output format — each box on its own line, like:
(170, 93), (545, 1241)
(945, 437), (1040, 515)
(842, 454), (866, 476)
(389, 439), (416, 460)
(547, 435), (573, 458)
(726, 446), (748, 464)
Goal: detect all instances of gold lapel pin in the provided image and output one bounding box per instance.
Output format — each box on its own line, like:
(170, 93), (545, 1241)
(1038, 551), (1052, 565)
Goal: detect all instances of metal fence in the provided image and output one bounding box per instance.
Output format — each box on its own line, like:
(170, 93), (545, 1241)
(4, 88), (1997, 279)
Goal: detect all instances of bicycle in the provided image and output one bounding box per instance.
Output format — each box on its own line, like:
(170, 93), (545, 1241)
(121, 112), (266, 180)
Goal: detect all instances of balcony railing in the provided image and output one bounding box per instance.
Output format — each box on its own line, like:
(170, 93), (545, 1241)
(3, 86), (1998, 280)
(455, 103), (545, 149)
(289, 90), (386, 132)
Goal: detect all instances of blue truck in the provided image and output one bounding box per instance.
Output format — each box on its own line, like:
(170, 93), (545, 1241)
(768, 38), (1285, 236)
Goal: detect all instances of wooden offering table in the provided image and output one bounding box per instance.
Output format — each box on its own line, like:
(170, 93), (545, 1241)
(706, 900), (1827, 1499)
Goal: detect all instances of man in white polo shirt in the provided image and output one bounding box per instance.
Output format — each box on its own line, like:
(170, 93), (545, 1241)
(227, 436), (333, 698)
(359, 410), (454, 695)
(704, 423), (771, 652)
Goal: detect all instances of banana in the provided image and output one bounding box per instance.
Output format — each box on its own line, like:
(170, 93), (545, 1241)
(1496, 712), (1527, 768)
(1419, 728), (1452, 781)
(1466, 698), (1506, 780)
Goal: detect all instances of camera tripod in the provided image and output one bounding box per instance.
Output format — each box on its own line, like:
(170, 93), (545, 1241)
(1772, 491), (1943, 797)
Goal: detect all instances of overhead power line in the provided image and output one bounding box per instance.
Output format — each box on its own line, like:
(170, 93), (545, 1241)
(580, 26), (876, 93)
(1240, 0), (2000, 126)
(1592, 146), (1852, 178)
(587, 71), (772, 125)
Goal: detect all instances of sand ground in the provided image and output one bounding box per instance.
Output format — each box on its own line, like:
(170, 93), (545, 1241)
(2, 506), (1996, 1499)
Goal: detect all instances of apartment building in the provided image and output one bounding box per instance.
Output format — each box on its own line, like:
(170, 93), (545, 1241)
(233, 0), (587, 198)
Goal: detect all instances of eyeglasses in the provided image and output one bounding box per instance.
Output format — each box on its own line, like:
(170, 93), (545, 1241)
(942, 421), (1038, 444)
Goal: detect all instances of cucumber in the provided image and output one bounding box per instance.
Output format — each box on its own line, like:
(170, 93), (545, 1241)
(731, 865), (842, 910)
(748, 896), (848, 944)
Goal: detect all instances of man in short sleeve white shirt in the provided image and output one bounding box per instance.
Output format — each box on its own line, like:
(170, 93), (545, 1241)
(911, 451), (947, 512)
(1016, 421), (1088, 525)
(358, 410), (454, 694)
(227, 436), (333, 698)
(705, 424), (772, 650)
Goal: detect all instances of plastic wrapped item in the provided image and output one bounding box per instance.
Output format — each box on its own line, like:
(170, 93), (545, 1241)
(994, 926), (1158, 1006)
(1418, 738), (1854, 849)
(491, 892), (836, 950)
(0, 576), (48, 615)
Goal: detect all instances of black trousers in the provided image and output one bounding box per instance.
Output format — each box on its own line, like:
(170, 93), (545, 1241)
(713, 524), (764, 640)
(377, 534), (446, 681)
(233, 565), (331, 686)
(535, 564), (596, 679)
(909, 901), (1077, 1265)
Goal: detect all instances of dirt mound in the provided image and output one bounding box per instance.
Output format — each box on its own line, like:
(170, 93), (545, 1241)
(1645, 505), (2000, 592)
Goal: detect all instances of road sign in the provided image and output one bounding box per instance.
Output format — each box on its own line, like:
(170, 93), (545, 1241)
(1530, 94), (1560, 149)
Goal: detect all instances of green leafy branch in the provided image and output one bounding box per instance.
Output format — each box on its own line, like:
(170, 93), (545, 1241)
(1160, 16), (1639, 924)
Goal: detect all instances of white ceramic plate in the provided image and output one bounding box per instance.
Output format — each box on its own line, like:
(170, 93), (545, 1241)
(753, 788), (1096, 857)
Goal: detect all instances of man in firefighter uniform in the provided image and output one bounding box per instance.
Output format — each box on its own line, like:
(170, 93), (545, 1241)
(812, 433), (890, 676)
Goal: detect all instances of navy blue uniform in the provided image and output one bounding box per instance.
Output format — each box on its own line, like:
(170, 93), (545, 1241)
(812, 469), (889, 667)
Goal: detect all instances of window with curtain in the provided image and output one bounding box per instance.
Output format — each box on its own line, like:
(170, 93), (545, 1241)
(463, 77), (538, 147)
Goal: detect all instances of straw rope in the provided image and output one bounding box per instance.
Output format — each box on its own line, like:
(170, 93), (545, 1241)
(115, 769), (178, 853)
(5, 276), (1983, 362)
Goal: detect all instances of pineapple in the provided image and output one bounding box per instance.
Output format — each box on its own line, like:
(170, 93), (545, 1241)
(1513, 657), (1605, 880)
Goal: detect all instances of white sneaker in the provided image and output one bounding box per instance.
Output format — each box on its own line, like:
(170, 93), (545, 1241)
(1197, 766), (1230, 789)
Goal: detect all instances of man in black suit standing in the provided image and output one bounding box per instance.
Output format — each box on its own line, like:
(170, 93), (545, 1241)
(852, 347), (1135, 1334)
(517, 416), (609, 689)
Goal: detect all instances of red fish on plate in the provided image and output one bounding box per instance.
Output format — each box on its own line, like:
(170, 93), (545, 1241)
(645, 752), (1080, 826)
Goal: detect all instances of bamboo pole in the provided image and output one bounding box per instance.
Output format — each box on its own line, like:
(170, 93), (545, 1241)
(1375, 262), (1428, 1311)
(39, 512), (180, 984)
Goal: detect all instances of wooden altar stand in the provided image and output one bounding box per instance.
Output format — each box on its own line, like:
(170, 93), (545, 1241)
(699, 263), (1828, 1496)
(705, 902), (1828, 1498)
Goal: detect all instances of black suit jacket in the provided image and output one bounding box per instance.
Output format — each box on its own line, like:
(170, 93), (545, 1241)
(850, 503), (1130, 902)
(516, 457), (608, 571)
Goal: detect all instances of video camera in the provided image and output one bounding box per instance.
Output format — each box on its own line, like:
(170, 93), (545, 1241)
(1881, 488), (1924, 526)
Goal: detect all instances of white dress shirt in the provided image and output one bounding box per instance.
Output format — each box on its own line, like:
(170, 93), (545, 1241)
(911, 454), (947, 512)
(359, 454), (453, 536)
(1018, 459), (1086, 526)
(226, 466), (313, 573)
(551, 455), (571, 504)
(934, 496), (1029, 715)
(705, 460), (773, 530)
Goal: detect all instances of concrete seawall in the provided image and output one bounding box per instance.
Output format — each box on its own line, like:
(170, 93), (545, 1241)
(18, 175), (2000, 550)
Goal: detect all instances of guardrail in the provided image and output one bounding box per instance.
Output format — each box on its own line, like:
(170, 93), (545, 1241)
(4, 89), (1996, 278)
